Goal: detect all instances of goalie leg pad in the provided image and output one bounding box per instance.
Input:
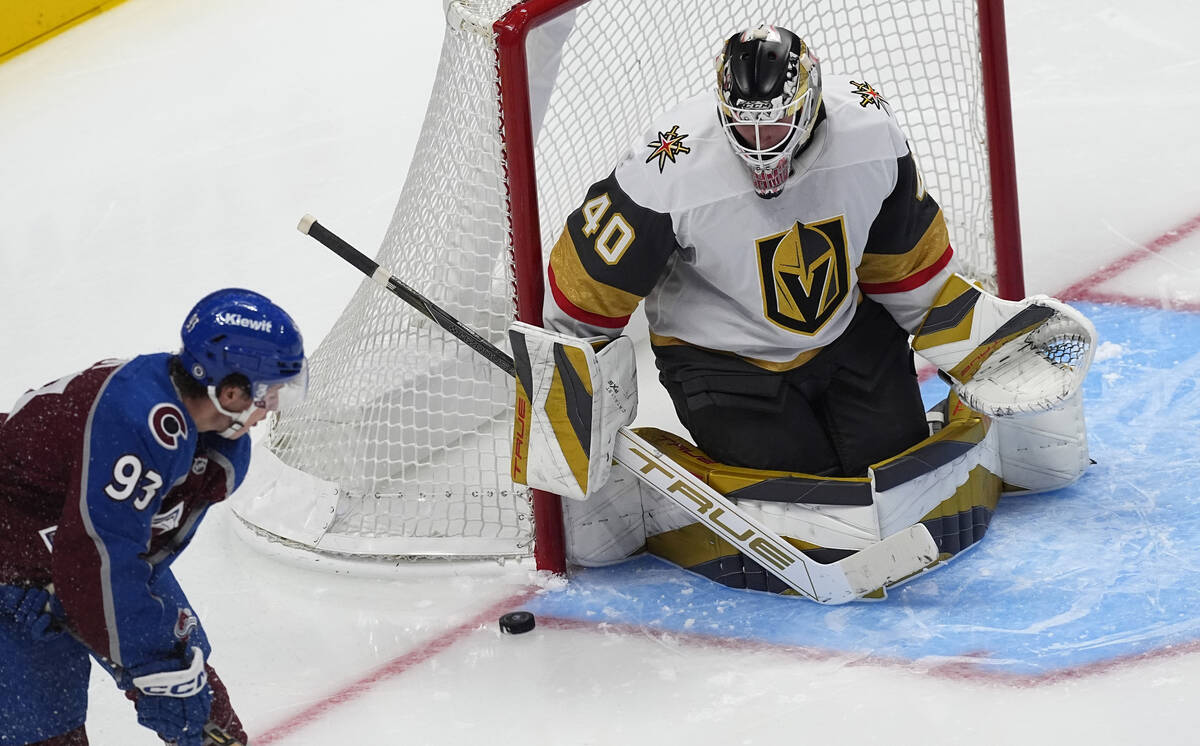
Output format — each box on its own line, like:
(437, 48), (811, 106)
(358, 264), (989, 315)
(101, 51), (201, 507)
(509, 322), (637, 500)
(563, 465), (648, 566)
(993, 390), (1089, 494)
(634, 424), (1005, 593)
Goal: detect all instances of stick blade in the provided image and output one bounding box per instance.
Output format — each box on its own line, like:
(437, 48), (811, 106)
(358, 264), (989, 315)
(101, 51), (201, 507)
(832, 524), (939, 601)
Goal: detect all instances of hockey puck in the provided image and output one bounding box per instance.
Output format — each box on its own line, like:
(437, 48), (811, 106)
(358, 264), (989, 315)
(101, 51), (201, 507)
(499, 610), (536, 634)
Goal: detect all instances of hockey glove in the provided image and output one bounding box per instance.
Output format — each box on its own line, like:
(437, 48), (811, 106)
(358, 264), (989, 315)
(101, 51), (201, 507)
(508, 321), (638, 499)
(0, 584), (64, 640)
(913, 274), (1095, 416)
(127, 646), (213, 746)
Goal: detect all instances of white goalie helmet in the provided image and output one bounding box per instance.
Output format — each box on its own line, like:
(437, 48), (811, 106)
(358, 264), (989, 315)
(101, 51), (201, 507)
(715, 24), (822, 199)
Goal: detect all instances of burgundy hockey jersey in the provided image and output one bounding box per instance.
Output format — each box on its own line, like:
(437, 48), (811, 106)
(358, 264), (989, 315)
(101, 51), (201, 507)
(0, 354), (249, 670)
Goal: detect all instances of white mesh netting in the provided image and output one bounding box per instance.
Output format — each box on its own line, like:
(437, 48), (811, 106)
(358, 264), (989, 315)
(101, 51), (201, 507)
(243, 0), (1006, 561)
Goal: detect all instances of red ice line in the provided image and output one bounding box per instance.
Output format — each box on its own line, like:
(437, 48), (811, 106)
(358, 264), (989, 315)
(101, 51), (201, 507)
(252, 588), (539, 744)
(533, 615), (1200, 687)
(255, 601), (1200, 744)
(1057, 211), (1200, 309)
(252, 211), (1200, 742)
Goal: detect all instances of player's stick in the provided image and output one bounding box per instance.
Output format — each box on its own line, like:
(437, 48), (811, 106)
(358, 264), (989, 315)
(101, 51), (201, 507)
(201, 723), (246, 746)
(298, 215), (939, 603)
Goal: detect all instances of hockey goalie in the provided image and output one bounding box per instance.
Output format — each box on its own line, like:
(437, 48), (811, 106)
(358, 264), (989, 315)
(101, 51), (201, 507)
(508, 24), (1095, 598)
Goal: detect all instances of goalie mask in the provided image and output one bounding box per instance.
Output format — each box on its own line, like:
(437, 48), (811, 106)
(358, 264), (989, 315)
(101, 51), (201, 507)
(715, 24), (822, 199)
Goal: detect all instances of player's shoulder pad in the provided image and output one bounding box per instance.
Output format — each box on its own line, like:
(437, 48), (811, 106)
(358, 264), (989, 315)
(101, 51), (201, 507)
(817, 74), (911, 166)
(92, 353), (196, 474)
(613, 92), (748, 212)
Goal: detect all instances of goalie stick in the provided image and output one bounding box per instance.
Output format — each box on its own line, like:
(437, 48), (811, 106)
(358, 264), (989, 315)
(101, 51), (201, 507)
(297, 215), (939, 603)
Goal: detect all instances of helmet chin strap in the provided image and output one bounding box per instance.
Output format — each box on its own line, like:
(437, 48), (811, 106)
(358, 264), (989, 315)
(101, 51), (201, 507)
(207, 386), (259, 439)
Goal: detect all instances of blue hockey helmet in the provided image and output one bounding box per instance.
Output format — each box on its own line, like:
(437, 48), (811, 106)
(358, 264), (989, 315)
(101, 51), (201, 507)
(179, 288), (307, 411)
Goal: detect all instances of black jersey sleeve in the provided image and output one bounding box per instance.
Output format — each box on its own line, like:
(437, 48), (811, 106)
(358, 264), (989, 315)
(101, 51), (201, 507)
(857, 149), (956, 331)
(544, 170), (679, 336)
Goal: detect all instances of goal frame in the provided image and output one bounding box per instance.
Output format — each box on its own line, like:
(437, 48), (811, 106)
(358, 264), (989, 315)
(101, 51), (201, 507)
(493, 0), (1025, 574)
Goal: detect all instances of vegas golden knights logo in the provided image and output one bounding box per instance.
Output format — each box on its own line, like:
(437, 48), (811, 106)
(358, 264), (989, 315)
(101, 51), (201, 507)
(756, 217), (851, 335)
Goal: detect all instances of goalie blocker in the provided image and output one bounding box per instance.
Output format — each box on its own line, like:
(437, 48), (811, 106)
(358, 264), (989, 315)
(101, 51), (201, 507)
(508, 322), (637, 500)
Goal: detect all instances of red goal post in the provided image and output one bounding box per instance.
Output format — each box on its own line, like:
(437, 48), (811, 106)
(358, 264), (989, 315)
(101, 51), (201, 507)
(234, 0), (1023, 575)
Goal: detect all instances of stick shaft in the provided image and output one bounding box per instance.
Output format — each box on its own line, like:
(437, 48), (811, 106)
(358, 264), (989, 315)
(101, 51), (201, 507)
(299, 215), (516, 377)
(296, 215), (937, 601)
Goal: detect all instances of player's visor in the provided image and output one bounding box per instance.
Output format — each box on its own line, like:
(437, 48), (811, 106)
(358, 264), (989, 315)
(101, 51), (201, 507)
(250, 362), (309, 412)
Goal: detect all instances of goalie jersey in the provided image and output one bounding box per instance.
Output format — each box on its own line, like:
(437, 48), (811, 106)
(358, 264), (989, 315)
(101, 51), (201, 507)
(0, 354), (250, 670)
(544, 74), (955, 367)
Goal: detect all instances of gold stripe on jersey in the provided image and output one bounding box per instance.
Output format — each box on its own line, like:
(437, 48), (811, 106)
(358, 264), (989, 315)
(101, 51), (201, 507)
(857, 209), (950, 286)
(650, 331), (825, 372)
(547, 227), (642, 322)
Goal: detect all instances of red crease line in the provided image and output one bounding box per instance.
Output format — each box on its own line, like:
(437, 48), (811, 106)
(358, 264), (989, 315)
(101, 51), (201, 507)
(535, 614), (1200, 688)
(1057, 212), (1200, 301)
(251, 588), (539, 744)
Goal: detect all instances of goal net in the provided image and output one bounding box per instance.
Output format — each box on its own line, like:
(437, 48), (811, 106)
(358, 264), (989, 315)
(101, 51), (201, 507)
(232, 0), (1021, 569)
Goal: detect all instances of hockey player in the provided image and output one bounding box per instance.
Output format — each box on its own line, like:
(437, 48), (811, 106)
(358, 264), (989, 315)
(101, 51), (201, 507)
(0, 289), (307, 745)
(510, 24), (1094, 593)
(538, 24), (949, 476)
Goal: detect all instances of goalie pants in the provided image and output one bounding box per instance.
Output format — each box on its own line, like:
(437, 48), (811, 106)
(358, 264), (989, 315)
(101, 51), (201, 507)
(653, 298), (929, 477)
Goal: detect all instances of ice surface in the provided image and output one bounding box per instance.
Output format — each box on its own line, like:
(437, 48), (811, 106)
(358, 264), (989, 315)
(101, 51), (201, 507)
(3, 1), (1200, 743)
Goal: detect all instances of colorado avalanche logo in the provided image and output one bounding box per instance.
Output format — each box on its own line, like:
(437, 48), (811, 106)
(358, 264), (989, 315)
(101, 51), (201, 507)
(148, 403), (188, 450)
(173, 606), (198, 641)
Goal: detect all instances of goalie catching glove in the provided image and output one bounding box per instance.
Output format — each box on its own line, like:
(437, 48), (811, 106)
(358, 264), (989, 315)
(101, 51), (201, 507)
(913, 274), (1096, 417)
(509, 322), (637, 500)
